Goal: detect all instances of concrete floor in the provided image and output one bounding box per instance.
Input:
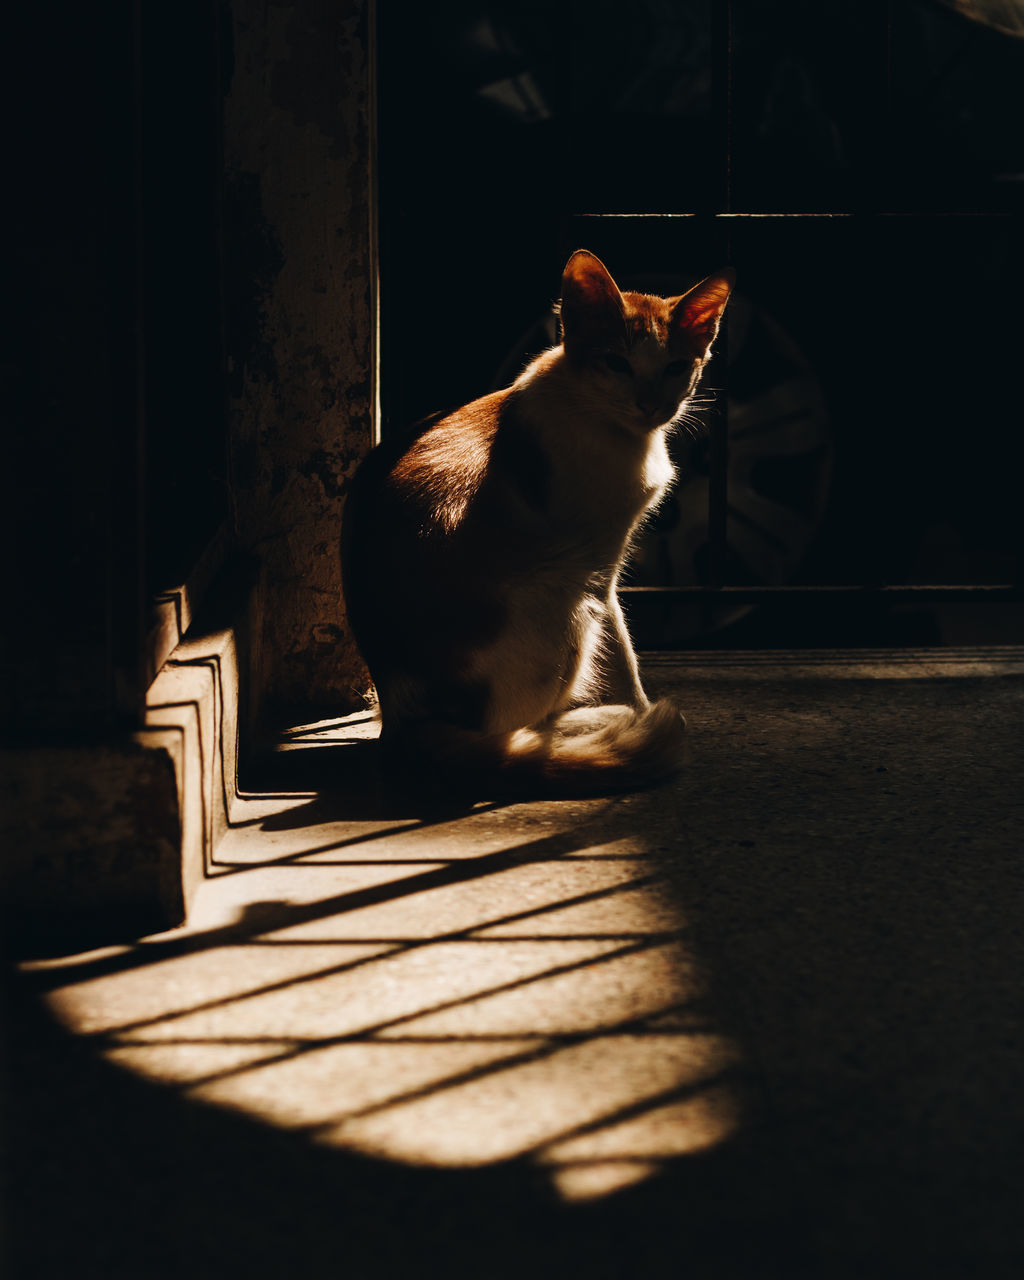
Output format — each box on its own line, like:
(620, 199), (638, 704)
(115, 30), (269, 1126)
(4, 650), (1024, 1279)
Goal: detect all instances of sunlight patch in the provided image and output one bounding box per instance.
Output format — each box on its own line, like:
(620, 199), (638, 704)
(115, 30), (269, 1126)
(547, 1160), (661, 1202)
(37, 813), (743, 1204)
(313, 1031), (736, 1168)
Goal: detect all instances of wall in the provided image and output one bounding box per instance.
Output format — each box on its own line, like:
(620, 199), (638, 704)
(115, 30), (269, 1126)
(224, 0), (375, 716)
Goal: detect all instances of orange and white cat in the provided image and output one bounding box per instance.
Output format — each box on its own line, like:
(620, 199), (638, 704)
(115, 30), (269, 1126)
(342, 250), (733, 795)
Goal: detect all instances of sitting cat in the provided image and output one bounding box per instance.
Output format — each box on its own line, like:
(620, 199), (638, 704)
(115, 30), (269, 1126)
(341, 250), (733, 796)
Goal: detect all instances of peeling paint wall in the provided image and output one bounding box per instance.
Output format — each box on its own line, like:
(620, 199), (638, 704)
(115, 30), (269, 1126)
(224, 0), (374, 713)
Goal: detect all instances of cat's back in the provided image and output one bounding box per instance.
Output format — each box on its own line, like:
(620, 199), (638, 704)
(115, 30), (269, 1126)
(344, 380), (553, 552)
(384, 388), (508, 536)
(341, 386), (517, 664)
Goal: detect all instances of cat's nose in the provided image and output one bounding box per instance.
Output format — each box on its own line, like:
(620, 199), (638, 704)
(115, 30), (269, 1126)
(636, 399), (659, 416)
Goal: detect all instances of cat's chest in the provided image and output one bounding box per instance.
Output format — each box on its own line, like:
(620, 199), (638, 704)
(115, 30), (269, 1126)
(574, 429), (671, 512)
(542, 428), (673, 552)
(639, 431), (675, 502)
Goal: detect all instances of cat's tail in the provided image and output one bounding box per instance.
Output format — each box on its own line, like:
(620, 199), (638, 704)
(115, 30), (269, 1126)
(387, 700), (685, 799)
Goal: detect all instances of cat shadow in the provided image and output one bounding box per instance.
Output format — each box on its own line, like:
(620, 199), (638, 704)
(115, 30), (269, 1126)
(239, 738), (503, 829)
(241, 732), (676, 834)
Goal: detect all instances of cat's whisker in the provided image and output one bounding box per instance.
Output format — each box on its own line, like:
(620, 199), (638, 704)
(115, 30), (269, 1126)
(672, 412), (710, 442)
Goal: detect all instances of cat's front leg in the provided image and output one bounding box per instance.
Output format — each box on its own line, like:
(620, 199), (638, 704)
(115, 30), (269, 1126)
(597, 589), (651, 712)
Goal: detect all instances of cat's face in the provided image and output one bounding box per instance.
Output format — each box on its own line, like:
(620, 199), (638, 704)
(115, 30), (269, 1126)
(559, 250), (734, 435)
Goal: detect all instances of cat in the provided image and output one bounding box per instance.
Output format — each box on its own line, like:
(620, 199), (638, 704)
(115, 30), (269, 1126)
(341, 249), (733, 797)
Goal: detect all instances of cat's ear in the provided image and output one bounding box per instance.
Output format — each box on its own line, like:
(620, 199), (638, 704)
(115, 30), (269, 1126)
(670, 269), (735, 353)
(559, 250), (625, 358)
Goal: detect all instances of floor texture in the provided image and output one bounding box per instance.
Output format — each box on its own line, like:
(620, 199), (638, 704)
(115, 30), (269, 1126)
(4, 651), (1024, 1279)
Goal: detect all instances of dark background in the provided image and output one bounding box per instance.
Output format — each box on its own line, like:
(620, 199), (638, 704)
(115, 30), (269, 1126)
(3, 0), (1022, 741)
(378, 0), (1024, 644)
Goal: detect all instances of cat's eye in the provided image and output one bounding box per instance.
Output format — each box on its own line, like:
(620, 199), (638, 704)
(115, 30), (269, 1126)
(603, 353), (633, 376)
(664, 359), (690, 378)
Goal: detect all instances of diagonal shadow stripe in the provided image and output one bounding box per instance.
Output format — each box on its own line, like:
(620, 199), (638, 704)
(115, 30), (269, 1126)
(110, 1017), (716, 1054)
(28, 826), (658, 990)
(517, 1069), (741, 1165)
(211, 819), (443, 869)
(84, 873), (668, 1038)
(136, 999), (710, 1105)
(105, 933), (678, 1088)
(241, 931), (687, 945)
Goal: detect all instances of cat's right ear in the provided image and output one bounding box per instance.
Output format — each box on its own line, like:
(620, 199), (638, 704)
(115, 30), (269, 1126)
(559, 250), (625, 360)
(670, 269), (735, 355)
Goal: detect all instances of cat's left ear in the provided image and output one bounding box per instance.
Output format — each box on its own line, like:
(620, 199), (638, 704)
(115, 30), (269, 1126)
(670, 269), (735, 353)
(559, 250), (625, 359)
